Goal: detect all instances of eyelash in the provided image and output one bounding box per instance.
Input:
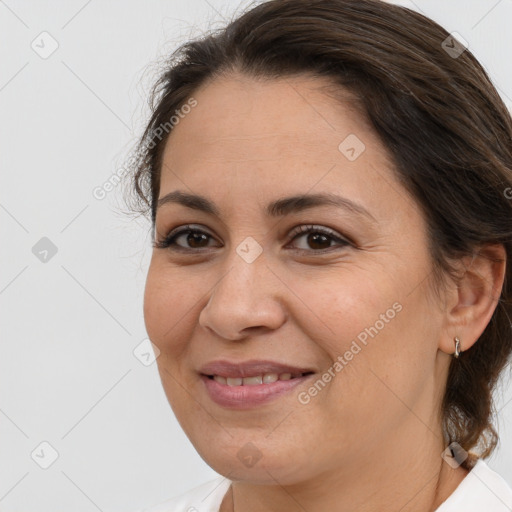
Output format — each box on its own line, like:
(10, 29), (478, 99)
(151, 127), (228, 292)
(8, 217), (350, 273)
(153, 224), (352, 254)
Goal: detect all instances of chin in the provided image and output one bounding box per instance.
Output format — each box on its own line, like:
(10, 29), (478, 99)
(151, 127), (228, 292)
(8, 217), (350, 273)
(193, 436), (316, 485)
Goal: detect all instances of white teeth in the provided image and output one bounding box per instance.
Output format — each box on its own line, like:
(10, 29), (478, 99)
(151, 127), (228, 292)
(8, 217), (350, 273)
(212, 372), (301, 385)
(243, 375), (263, 386)
(263, 373), (279, 384)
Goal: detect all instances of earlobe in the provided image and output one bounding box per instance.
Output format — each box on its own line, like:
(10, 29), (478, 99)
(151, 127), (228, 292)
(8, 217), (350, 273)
(439, 244), (507, 356)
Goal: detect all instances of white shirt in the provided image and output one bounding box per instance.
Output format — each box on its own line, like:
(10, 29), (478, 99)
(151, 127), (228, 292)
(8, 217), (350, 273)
(136, 459), (512, 512)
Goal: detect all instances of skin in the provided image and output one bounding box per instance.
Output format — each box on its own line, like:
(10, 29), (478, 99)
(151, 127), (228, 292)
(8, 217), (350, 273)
(143, 72), (506, 512)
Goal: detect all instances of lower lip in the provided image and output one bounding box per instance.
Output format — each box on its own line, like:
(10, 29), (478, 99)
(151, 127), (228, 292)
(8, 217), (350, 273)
(200, 374), (313, 409)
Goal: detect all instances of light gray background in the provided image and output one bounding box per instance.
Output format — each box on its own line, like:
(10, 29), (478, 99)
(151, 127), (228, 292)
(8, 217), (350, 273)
(1, 0), (511, 511)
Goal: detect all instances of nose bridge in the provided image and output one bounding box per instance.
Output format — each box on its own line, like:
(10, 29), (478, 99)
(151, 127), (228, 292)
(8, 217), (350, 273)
(215, 230), (270, 296)
(198, 241), (286, 339)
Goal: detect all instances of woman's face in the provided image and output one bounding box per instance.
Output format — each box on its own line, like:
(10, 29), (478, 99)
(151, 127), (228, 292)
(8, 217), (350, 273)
(144, 73), (452, 484)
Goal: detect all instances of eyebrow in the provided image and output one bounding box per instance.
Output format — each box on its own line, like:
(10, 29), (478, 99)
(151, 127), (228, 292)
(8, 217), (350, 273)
(156, 190), (376, 222)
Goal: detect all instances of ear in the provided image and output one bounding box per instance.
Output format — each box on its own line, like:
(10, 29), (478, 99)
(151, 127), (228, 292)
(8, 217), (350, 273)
(439, 244), (507, 356)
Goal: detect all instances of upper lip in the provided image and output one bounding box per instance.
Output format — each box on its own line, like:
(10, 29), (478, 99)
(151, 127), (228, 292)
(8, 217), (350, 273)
(199, 359), (316, 378)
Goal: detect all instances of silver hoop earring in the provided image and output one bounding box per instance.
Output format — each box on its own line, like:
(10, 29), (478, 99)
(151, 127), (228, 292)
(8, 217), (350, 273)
(454, 336), (461, 358)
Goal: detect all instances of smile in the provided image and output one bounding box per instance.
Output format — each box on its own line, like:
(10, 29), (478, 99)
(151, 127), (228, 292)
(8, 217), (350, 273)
(201, 372), (314, 409)
(208, 372), (309, 386)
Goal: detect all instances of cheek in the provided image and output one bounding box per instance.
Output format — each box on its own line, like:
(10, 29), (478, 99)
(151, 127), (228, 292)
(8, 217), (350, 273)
(143, 262), (194, 357)
(321, 287), (438, 438)
(292, 266), (435, 406)
(290, 266), (386, 353)
(143, 263), (202, 421)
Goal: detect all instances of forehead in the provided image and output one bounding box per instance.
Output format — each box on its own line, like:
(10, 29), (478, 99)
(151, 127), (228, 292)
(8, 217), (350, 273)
(158, 73), (408, 224)
(162, 73), (389, 167)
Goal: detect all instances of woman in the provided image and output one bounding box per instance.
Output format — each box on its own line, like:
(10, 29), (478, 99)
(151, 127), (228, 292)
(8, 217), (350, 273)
(126, 0), (512, 510)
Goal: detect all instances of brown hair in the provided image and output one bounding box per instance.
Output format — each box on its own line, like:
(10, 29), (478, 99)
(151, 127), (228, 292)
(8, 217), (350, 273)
(124, 0), (512, 470)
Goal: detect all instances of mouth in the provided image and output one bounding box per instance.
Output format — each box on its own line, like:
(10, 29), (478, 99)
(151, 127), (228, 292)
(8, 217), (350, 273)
(199, 359), (316, 378)
(204, 372), (314, 386)
(198, 359), (316, 409)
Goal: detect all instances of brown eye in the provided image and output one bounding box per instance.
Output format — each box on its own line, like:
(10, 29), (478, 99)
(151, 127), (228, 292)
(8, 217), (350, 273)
(153, 225), (219, 251)
(289, 225), (351, 252)
(182, 231), (210, 248)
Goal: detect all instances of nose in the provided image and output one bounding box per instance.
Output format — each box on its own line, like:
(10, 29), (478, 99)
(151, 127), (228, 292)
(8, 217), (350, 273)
(198, 254), (287, 341)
